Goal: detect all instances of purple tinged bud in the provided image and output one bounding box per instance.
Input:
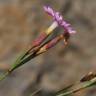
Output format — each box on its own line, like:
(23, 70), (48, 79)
(45, 36), (61, 49)
(32, 32), (47, 47)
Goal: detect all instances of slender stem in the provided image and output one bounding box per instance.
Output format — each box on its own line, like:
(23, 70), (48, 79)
(0, 72), (9, 81)
(56, 77), (96, 96)
(0, 22), (59, 81)
(30, 88), (42, 96)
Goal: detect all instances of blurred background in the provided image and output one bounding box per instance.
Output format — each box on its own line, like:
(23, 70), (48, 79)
(0, 0), (96, 96)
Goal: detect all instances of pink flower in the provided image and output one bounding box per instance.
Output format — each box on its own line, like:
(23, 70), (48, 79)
(44, 6), (76, 34)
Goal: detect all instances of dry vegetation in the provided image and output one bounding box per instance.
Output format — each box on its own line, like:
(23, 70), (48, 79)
(0, 0), (96, 96)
